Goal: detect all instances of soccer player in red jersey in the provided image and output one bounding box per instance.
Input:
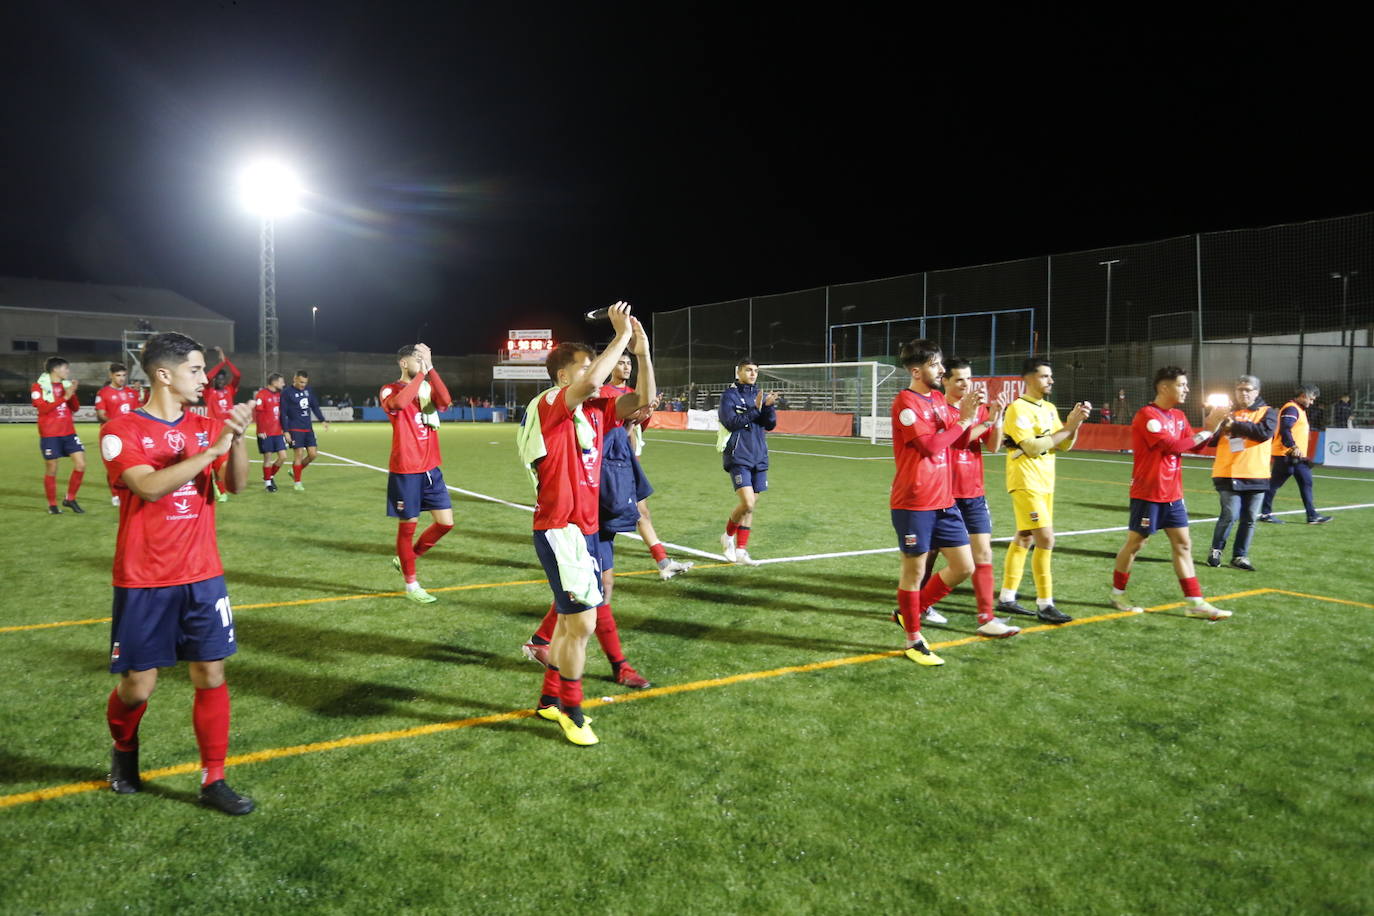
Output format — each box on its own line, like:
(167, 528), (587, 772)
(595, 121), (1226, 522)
(381, 343), (454, 604)
(95, 363), (143, 507)
(204, 347), (242, 502)
(98, 331), (257, 814)
(253, 373), (289, 492)
(917, 358), (1021, 638)
(515, 302), (653, 745)
(32, 356), (87, 514)
(1109, 366), (1234, 621)
(889, 340), (984, 666)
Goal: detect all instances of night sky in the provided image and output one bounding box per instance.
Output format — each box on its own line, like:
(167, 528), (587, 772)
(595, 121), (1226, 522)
(1, 2), (1368, 356)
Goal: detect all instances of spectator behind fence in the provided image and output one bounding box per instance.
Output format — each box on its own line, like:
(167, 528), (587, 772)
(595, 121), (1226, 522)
(1333, 393), (1352, 428)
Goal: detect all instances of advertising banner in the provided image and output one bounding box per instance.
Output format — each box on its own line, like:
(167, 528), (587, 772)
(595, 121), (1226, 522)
(1321, 428), (1374, 469)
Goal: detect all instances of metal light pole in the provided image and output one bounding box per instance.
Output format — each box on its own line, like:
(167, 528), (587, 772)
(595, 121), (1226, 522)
(1331, 270), (1360, 395)
(239, 159), (302, 386)
(312, 306), (318, 351)
(1099, 259), (1122, 408)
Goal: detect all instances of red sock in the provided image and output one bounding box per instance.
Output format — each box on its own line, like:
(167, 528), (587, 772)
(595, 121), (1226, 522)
(413, 522), (454, 557)
(106, 689), (147, 752)
(396, 521), (418, 583)
(649, 542), (668, 563)
(44, 475), (57, 506)
(192, 683), (231, 786)
(268, 464), (280, 480)
(898, 588), (921, 640)
(736, 526), (751, 548)
(725, 520), (739, 537)
(540, 666), (561, 703)
(533, 604), (558, 643)
(595, 604), (625, 666)
(559, 674), (584, 709)
(263, 464), (272, 481)
(292, 463), (303, 483)
(919, 573), (954, 615)
(1113, 570), (1130, 591)
(973, 563), (995, 624)
(66, 470), (84, 501)
(1180, 576), (1202, 598)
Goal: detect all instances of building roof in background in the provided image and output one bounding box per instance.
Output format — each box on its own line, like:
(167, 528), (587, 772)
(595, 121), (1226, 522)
(0, 276), (230, 323)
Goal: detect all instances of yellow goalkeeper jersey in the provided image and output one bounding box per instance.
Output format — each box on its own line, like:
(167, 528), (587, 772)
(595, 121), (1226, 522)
(1003, 395), (1065, 492)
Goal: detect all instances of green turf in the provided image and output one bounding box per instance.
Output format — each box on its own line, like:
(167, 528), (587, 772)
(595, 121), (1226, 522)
(2, 421), (1372, 913)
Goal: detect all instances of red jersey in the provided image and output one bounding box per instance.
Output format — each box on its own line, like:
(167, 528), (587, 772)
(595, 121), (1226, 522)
(1129, 404), (1207, 502)
(947, 403), (992, 499)
(890, 388), (955, 511)
(100, 410), (225, 588)
(204, 359), (241, 421)
(599, 383), (632, 430)
(253, 388), (283, 436)
(31, 381), (79, 437)
(532, 389), (617, 534)
(95, 385), (141, 423)
(380, 370), (452, 474)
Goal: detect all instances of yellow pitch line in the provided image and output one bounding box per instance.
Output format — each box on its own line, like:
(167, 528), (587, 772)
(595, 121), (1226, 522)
(0, 586), (1281, 811)
(0, 564), (735, 635)
(1264, 589), (1374, 610)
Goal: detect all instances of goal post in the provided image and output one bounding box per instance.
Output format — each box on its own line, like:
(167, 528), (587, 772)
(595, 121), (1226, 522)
(755, 361), (902, 443)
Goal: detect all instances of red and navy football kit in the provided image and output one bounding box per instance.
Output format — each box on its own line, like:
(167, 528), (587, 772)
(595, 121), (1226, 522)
(95, 385), (142, 424)
(204, 358), (241, 422)
(890, 388), (969, 555)
(380, 370), (453, 519)
(100, 409), (234, 671)
(947, 402), (994, 535)
(1128, 404), (1210, 536)
(32, 381), (83, 458)
(253, 388), (286, 453)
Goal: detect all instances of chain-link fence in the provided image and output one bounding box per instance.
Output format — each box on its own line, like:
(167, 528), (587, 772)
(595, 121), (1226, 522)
(653, 212), (1374, 425)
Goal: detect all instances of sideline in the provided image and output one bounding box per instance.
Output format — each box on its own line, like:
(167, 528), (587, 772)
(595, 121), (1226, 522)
(11, 585), (1358, 811)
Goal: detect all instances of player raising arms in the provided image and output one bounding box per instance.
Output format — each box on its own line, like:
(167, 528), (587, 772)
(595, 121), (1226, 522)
(1109, 366), (1234, 620)
(515, 303), (653, 745)
(204, 347), (241, 502)
(926, 358), (1021, 638)
(382, 343), (455, 604)
(280, 369), (329, 491)
(253, 373), (289, 492)
(890, 339), (987, 667)
(604, 352), (693, 579)
(95, 363), (143, 506)
(99, 331), (257, 814)
(33, 356), (87, 514)
(997, 358), (1090, 624)
(718, 358), (777, 565)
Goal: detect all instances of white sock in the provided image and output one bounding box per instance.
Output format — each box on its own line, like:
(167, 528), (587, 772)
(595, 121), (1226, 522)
(1037, 597), (1055, 609)
(1112, 587), (1127, 597)
(405, 581), (421, 592)
(1188, 596), (1205, 606)
(999, 589), (1017, 603)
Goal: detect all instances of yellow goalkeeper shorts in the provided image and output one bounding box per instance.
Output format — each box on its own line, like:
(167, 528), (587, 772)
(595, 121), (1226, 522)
(1010, 489), (1054, 531)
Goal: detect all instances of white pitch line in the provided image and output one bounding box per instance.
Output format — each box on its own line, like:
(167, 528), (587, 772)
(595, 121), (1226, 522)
(646, 437), (889, 461)
(317, 450), (727, 562)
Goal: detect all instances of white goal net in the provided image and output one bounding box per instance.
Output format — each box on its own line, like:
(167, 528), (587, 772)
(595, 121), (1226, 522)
(755, 361), (903, 443)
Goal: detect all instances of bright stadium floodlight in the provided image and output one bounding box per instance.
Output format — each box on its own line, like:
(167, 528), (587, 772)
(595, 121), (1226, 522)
(238, 158), (302, 217)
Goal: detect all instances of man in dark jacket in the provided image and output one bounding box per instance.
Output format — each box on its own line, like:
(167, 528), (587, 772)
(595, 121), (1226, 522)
(717, 358), (778, 565)
(1208, 375), (1277, 570)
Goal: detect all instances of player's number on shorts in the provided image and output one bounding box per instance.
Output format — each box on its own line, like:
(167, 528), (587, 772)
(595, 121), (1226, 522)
(215, 596), (233, 628)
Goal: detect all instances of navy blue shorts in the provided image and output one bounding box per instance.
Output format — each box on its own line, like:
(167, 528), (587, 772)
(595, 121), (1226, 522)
(892, 506), (970, 556)
(109, 575), (236, 673)
(632, 455), (654, 503)
(955, 495), (993, 535)
(387, 467), (453, 519)
(532, 529), (603, 614)
(596, 530), (617, 571)
(728, 465), (768, 493)
(288, 429), (317, 449)
(257, 434), (287, 454)
(40, 434), (84, 458)
(1128, 498), (1190, 537)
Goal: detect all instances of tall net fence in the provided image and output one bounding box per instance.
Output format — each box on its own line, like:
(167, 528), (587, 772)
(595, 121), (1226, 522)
(653, 212), (1374, 426)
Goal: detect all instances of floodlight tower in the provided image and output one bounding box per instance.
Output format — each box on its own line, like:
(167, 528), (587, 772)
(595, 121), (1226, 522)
(238, 159), (302, 386)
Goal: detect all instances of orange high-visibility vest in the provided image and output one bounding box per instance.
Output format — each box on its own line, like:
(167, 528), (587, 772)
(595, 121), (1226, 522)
(1212, 405), (1272, 480)
(1271, 400), (1309, 456)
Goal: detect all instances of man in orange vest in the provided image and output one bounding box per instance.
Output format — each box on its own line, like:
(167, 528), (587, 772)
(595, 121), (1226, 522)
(1207, 375), (1276, 570)
(1258, 385), (1332, 525)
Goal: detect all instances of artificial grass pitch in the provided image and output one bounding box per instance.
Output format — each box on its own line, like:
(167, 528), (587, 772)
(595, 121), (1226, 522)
(1, 422), (1372, 912)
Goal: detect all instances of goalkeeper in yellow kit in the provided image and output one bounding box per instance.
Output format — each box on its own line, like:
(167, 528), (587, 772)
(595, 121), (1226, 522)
(997, 357), (1091, 624)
